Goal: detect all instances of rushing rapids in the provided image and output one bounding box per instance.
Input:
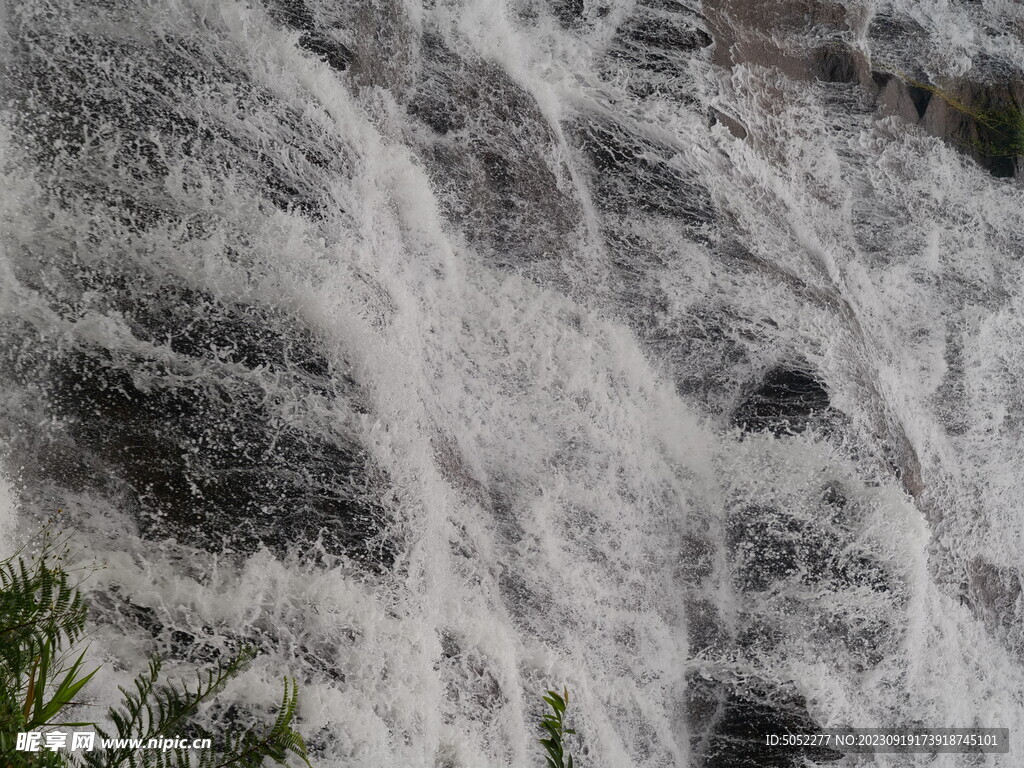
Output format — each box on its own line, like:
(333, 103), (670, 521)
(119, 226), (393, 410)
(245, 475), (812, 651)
(2, 0), (1024, 765)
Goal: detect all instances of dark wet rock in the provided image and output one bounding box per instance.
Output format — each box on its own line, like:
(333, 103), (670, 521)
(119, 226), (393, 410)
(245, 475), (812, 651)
(833, 553), (891, 593)
(39, 350), (390, 566)
(809, 42), (864, 84)
(609, 3), (713, 76)
(705, 0), (871, 88)
(867, 14), (928, 48)
(0, 276), (391, 567)
(549, 0), (584, 27)
(408, 100), (464, 136)
(850, 419), (922, 500)
(871, 70), (891, 89)
(727, 505), (891, 595)
(87, 586), (223, 665)
(964, 559), (1023, 645)
(731, 367), (832, 436)
(907, 83), (933, 118)
(92, 586), (353, 681)
(407, 36), (583, 267)
(6, 32), (218, 174)
(438, 637), (505, 713)
(497, 569), (553, 623)
(432, 431), (490, 509)
(299, 32), (353, 71)
(5, 20), (343, 220)
(873, 51), (1024, 178)
(1, 5), (381, 560)
(575, 119), (715, 222)
(871, 71), (932, 125)
(617, 15), (713, 54)
(266, 0), (354, 71)
(686, 596), (729, 654)
(89, 585), (167, 639)
(876, 73), (929, 125)
(934, 328), (970, 436)
(643, 301), (752, 418)
(266, 0), (317, 32)
(728, 505), (812, 592)
(919, 76), (1023, 178)
(128, 289), (335, 383)
(320, 0), (413, 91)
(687, 674), (842, 767)
(710, 107), (748, 139)
(407, 45), (469, 136)
(735, 612), (787, 655)
(680, 532), (717, 582)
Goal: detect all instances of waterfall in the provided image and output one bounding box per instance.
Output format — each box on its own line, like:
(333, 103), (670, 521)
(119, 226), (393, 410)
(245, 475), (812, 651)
(2, 0), (1024, 765)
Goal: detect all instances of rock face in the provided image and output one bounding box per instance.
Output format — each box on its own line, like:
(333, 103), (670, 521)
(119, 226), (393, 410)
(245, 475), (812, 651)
(612, 3), (713, 75)
(875, 70), (1024, 178)
(686, 495), (896, 767)
(407, 35), (584, 269)
(964, 559), (1024, 656)
(731, 367), (833, 436)
(728, 364), (924, 497)
(3, 289), (392, 566)
(866, 12), (1023, 178)
(728, 503), (892, 597)
(920, 79), (1023, 178)
(704, 0), (873, 88)
(3, 3), (390, 564)
(265, 0), (354, 71)
(706, 0), (1023, 178)
(874, 71), (932, 123)
(687, 675), (843, 767)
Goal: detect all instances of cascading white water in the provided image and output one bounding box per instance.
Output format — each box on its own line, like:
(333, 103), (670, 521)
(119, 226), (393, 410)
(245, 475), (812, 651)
(2, 0), (1024, 765)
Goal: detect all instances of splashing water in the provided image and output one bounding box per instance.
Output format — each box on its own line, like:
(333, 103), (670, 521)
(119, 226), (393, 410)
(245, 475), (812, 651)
(2, 0), (1024, 766)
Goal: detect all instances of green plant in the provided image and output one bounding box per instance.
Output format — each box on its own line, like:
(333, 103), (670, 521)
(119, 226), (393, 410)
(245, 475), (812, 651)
(0, 536), (309, 768)
(0, 545), (98, 768)
(80, 651), (309, 768)
(538, 688), (575, 768)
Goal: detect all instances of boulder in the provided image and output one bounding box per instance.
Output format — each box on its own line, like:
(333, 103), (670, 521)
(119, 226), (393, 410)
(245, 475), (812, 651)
(731, 367), (832, 437)
(299, 32), (354, 72)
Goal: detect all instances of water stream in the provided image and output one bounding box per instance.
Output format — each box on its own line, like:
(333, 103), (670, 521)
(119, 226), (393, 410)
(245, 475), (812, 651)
(2, 0), (1024, 765)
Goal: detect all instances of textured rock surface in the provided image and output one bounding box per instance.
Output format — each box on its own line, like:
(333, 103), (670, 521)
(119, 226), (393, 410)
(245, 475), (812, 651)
(731, 367), (833, 436)
(688, 675), (843, 767)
